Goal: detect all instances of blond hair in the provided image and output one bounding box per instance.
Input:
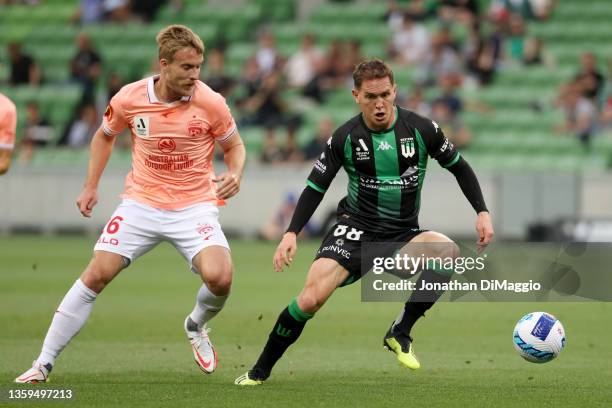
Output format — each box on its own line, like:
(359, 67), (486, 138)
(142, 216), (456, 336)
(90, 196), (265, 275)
(156, 25), (204, 62)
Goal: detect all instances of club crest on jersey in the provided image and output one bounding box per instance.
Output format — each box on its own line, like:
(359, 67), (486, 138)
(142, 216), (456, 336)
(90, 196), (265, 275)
(158, 137), (176, 154)
(188, 118), (204, 137)
(134, 116), (149, 138)
(400, 137), (415, 158)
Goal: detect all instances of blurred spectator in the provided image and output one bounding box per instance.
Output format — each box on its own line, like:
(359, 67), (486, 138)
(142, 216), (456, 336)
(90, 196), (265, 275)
(103, 0), (132, 22)
(522, 36), (554, 67)
(400, 86), (431, 117)
(430, 99), (471, 148)
(528, 0), (555, 20)
(203, 49), (235, 98)
(70, 0), (104, 25)
(258, 193), (315, 241)
(506, 13), (527, 61)
(255, 30), (281, 76)
(437, 0), (479, 26)
(574, 53), (605, 103)
(303, 117), (334, 160)
(106, 71), (125, 101)
(346, 39), (364, 72)
(22, 101), (53, 147)
(284, 34), (324, 89)
(70, 33), (103, 104)
(237, 69), (302, 163)
(7, 42), (41, 86)
(59, 104), (98, 148)
(417, 28), (461, 86)
(436, 74), (463, 116)
(388, 13), (430, 66)
(490, 0), (535, 21)
(385, 0), (407, 31)
(556, 80), (597, 148)
(465, 27), (496, 86)
(131, 0), (167, 22)
(17, 101), (54, 163)
(282, 134), (304, 163)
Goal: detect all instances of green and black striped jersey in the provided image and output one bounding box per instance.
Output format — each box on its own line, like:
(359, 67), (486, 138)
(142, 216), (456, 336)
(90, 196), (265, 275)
(307, 106), (461, 233)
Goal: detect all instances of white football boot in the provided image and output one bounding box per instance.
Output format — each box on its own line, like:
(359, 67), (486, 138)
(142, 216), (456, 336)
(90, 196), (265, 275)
(185, 317), (217, 374)
(15, 361), (52, 384)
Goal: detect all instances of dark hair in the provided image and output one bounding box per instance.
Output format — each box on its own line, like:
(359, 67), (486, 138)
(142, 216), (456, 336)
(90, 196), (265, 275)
(352, 59), (394, 89)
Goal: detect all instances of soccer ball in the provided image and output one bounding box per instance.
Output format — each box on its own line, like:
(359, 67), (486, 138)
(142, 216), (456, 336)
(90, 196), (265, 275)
(512, 312), (566, 363)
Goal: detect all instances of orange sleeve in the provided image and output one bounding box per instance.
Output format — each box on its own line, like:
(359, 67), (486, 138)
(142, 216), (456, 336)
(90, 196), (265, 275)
(210, 95), (236, 142)
(0, 100), (17, 149)
(102, 92), (128, 136)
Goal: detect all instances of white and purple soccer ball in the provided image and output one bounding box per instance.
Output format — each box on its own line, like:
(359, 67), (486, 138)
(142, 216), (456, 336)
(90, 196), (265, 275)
(513, 312), (566, 363)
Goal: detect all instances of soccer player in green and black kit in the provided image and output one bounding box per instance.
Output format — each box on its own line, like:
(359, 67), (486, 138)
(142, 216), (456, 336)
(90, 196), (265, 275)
(235, 59), (494, 385)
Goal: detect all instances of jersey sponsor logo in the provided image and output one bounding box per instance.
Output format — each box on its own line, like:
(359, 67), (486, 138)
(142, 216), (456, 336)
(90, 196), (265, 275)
(400, 137), (415, 158)
(188, 118), (205, 137)
(439, 138), (454, 154)
(359, 176), (418, 190)
(377, 140), (394, 151)
(432, 120), (440, 132)
(358, 138), (369, 151)
(134, 116), (150, 138)
(355, 139), (371, 161)
(335, 238), (345, 246)
(158, 138), (176, 154)
(319, 244), (351, 259)
(314, 159), (327, 174)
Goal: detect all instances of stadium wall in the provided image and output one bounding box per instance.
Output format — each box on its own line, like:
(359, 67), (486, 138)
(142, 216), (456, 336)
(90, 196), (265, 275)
(0, 165), (608, 239)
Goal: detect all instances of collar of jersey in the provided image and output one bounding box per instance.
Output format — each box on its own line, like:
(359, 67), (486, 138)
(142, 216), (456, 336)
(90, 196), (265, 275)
(359, 106), (398, 135)
(147, 75), (193, 105)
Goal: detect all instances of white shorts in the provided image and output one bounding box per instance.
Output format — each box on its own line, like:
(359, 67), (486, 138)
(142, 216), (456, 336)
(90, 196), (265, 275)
(94, 199), (229, 272)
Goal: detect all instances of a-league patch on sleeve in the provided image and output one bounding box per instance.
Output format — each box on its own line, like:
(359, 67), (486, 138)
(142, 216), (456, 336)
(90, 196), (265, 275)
(104, 105), (113, 120)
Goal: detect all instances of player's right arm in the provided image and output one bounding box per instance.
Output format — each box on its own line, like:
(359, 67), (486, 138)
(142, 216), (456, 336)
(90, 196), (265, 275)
(273, 130), (347, 272)
(76, 126), (117, 217)
(77, 96), (127, 217)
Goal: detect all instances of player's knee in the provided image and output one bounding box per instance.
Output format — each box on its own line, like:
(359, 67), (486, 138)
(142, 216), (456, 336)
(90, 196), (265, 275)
(81, 264), (115, 293)
(427, 237), (460, 260)
(202, 265), (233, 295)
(297, 290), (323, 314)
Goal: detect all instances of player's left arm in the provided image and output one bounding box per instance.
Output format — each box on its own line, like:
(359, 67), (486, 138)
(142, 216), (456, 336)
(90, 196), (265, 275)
(214, 130), (246, 200)
(424, 119), (494, 248)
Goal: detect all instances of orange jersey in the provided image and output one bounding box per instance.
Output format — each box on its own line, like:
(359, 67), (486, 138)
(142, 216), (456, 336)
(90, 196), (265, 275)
(102, 76), (237, 210)
(0, 92), (17, 150)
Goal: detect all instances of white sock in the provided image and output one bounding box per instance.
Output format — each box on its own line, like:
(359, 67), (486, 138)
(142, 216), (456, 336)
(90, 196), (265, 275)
(188, 284), (228, 329)
(36, 279), (98, 367)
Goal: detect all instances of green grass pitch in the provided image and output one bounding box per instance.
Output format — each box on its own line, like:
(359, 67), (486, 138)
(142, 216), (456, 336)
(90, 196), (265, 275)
(1, 236), (611, 407)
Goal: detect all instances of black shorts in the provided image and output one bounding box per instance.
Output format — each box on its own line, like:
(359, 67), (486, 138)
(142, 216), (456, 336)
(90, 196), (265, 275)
(314, 220), (425, 286)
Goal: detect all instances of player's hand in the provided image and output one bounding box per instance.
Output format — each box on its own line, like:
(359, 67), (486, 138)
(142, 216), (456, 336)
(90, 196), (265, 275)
(273, 232), (298, 272)
(76, 187), (98, 218)
(213, 172), (241, 200)
(476, 211), (494, 254)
